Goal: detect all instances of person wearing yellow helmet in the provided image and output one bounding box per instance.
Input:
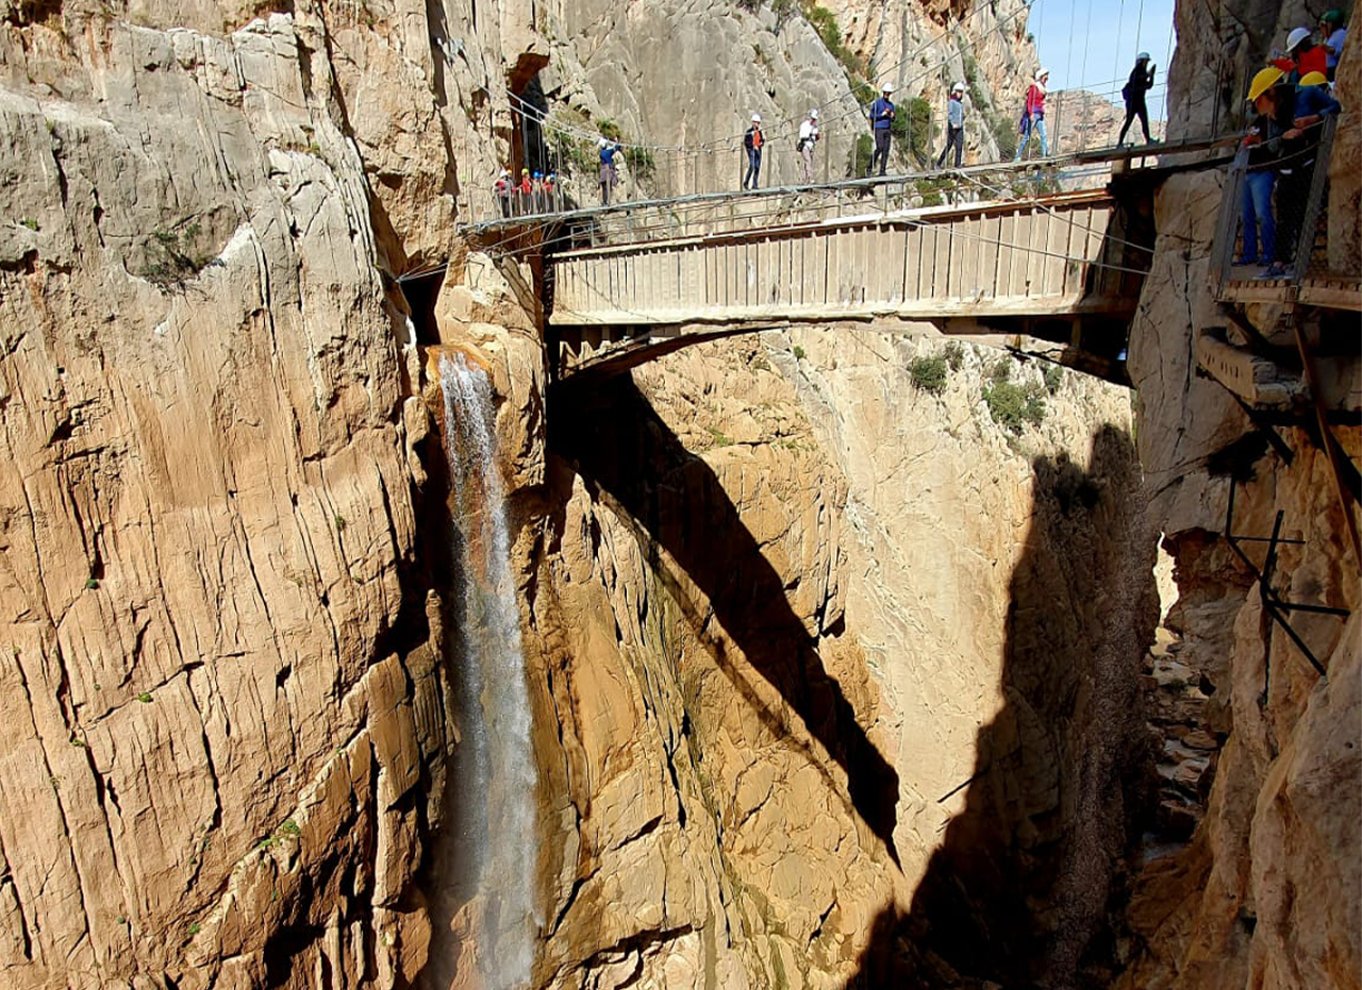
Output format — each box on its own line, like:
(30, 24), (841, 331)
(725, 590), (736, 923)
(1237, 67), (1289, 271)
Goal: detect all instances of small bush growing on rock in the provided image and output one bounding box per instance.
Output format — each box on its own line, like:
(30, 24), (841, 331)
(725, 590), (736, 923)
(141, 224), (214, 290)
(793, 345), (806, 360)
(85, 577), (99, 590)
(136, 692), (153, 703)
(1044, 363), (1064, 394)
(944, 340), (965, 371)
(984, 379), (1047, 434)
(188, 922), (201, 937)
(847, 133), (873, 177)
(908, 354), (948, 395)
(988, 357), (1013, 384)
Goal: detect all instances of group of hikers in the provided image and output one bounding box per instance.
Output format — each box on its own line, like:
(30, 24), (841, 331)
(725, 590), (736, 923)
(490, 7), (1347, 224)
(493, 166), (562, 218)
(1238, 11), (1347, 279)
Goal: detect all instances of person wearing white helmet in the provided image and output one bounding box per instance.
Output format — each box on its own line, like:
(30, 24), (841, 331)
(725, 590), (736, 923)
(494, 167), (513, 218)
(798, 108), (821, 183)
(1270, 26), (1327, 83)
(869, 83), (896, 176)
(935, 81), (967, 169)
(598, 136), (622, 205)
(742, 113), (765, 190)
(1118, 52), (1157, 146)
(1013, 67), (1050, 161)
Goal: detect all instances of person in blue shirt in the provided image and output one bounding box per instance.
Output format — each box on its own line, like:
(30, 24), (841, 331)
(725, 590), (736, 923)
(869, 84), (896, 176)
(1264, 71), (1343, 275)
(1320, 9), (1348, 81)
(598, 137), (622, 206)
(935, 82), (966, 168)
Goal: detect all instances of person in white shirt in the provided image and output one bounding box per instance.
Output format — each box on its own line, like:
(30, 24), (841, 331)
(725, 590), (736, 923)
(797, 109), (820, 183)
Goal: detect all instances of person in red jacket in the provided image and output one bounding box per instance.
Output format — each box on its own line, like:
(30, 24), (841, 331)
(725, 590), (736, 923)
(1013, 68), (1050, 160)
(1271, 26), (1328, 81)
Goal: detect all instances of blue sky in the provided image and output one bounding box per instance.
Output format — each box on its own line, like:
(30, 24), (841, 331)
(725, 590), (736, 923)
(1028, 0), (1177, 108)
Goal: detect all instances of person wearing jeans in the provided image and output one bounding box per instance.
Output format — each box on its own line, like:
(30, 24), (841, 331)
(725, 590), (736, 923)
(869, 84), (896, 176)
(1239, 167), (1276, 265)
(1014, 68), (1050, 160)
(743, 114), (764, 190)
(936, 82), (966, 168)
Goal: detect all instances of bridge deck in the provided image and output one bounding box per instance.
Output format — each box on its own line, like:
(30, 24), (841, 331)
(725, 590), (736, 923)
(548, 189), (1140, 332)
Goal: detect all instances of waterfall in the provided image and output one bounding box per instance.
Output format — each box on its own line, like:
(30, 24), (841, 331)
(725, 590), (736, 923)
(439, 351), (540, 989)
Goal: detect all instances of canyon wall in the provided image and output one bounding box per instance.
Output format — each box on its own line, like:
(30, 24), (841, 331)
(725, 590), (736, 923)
(0, 0), (521, 983)
(512, 331), (1155, 987)
(1118, 2), (1360, 987)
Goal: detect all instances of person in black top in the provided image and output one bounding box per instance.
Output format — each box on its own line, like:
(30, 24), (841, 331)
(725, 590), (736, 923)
(742, 114), (765, 190)
(1118, 53), (1156, 146)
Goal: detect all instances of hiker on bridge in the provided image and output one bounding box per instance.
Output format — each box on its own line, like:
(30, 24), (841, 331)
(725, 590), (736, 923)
(1014, 68), (1050, 160)
(798, 109), (820, 183)
(598, 137), (622, 206)
(1321, 9), (1348, 81)
(494, 168), (513, 218)
(869, 84), (896, 176)
(743, 114), (765, 190)
(1118, 53), (1157, 146)
(935, 82), (967, 169)
(517, 168), (533, 214)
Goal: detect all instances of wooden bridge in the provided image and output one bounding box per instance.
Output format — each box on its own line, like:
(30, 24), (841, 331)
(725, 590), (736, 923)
(546, 187), (1148, 379)
(451, 140), (1242, 382)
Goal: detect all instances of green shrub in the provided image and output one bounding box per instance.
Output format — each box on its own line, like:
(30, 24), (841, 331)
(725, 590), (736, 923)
(991, 114), (1018, 160)
(988, 357), (1013, 383)
(908, 354), (948, 394)
(1043, 363), (1063, 394)
(136, 692), (153, 703)
(848, 133), (873, 176)
(944, 340), (965, 371)
(983, 380), (1047, 434)
(793, 345), (807, 360)
(890, 97), (933, 165)
(623, 145), (656, 181)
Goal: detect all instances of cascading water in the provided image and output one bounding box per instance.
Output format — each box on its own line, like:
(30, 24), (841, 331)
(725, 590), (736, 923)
(439, 351), (541, 988)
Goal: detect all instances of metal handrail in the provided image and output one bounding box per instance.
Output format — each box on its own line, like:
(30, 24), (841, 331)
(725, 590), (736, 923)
(1212, 114), (1342, 298)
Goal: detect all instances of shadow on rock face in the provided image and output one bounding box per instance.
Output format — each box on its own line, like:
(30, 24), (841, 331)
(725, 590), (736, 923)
(847, 424), (1156, 988)
(550, 373), (902, 867)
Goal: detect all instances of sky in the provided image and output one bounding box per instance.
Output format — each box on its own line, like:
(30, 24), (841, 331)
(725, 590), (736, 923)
(1027, 0), (1178, 111)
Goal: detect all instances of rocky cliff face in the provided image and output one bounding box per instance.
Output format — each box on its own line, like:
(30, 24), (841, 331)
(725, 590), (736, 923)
(3, 0), (1357, 985)
(0, 0), (519, 984)
(514, 0), (1036, 205)
(1118, 3), (1361, 987)
(514, 332), (1154, 987)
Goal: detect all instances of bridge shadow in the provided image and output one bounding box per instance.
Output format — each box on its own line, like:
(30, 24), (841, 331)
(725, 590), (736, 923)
(845, 424), (1152, 987)
(548, 374), (902, 866)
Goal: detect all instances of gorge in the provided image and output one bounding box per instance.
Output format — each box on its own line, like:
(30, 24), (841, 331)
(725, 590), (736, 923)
(0, 0), (1357, 988)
